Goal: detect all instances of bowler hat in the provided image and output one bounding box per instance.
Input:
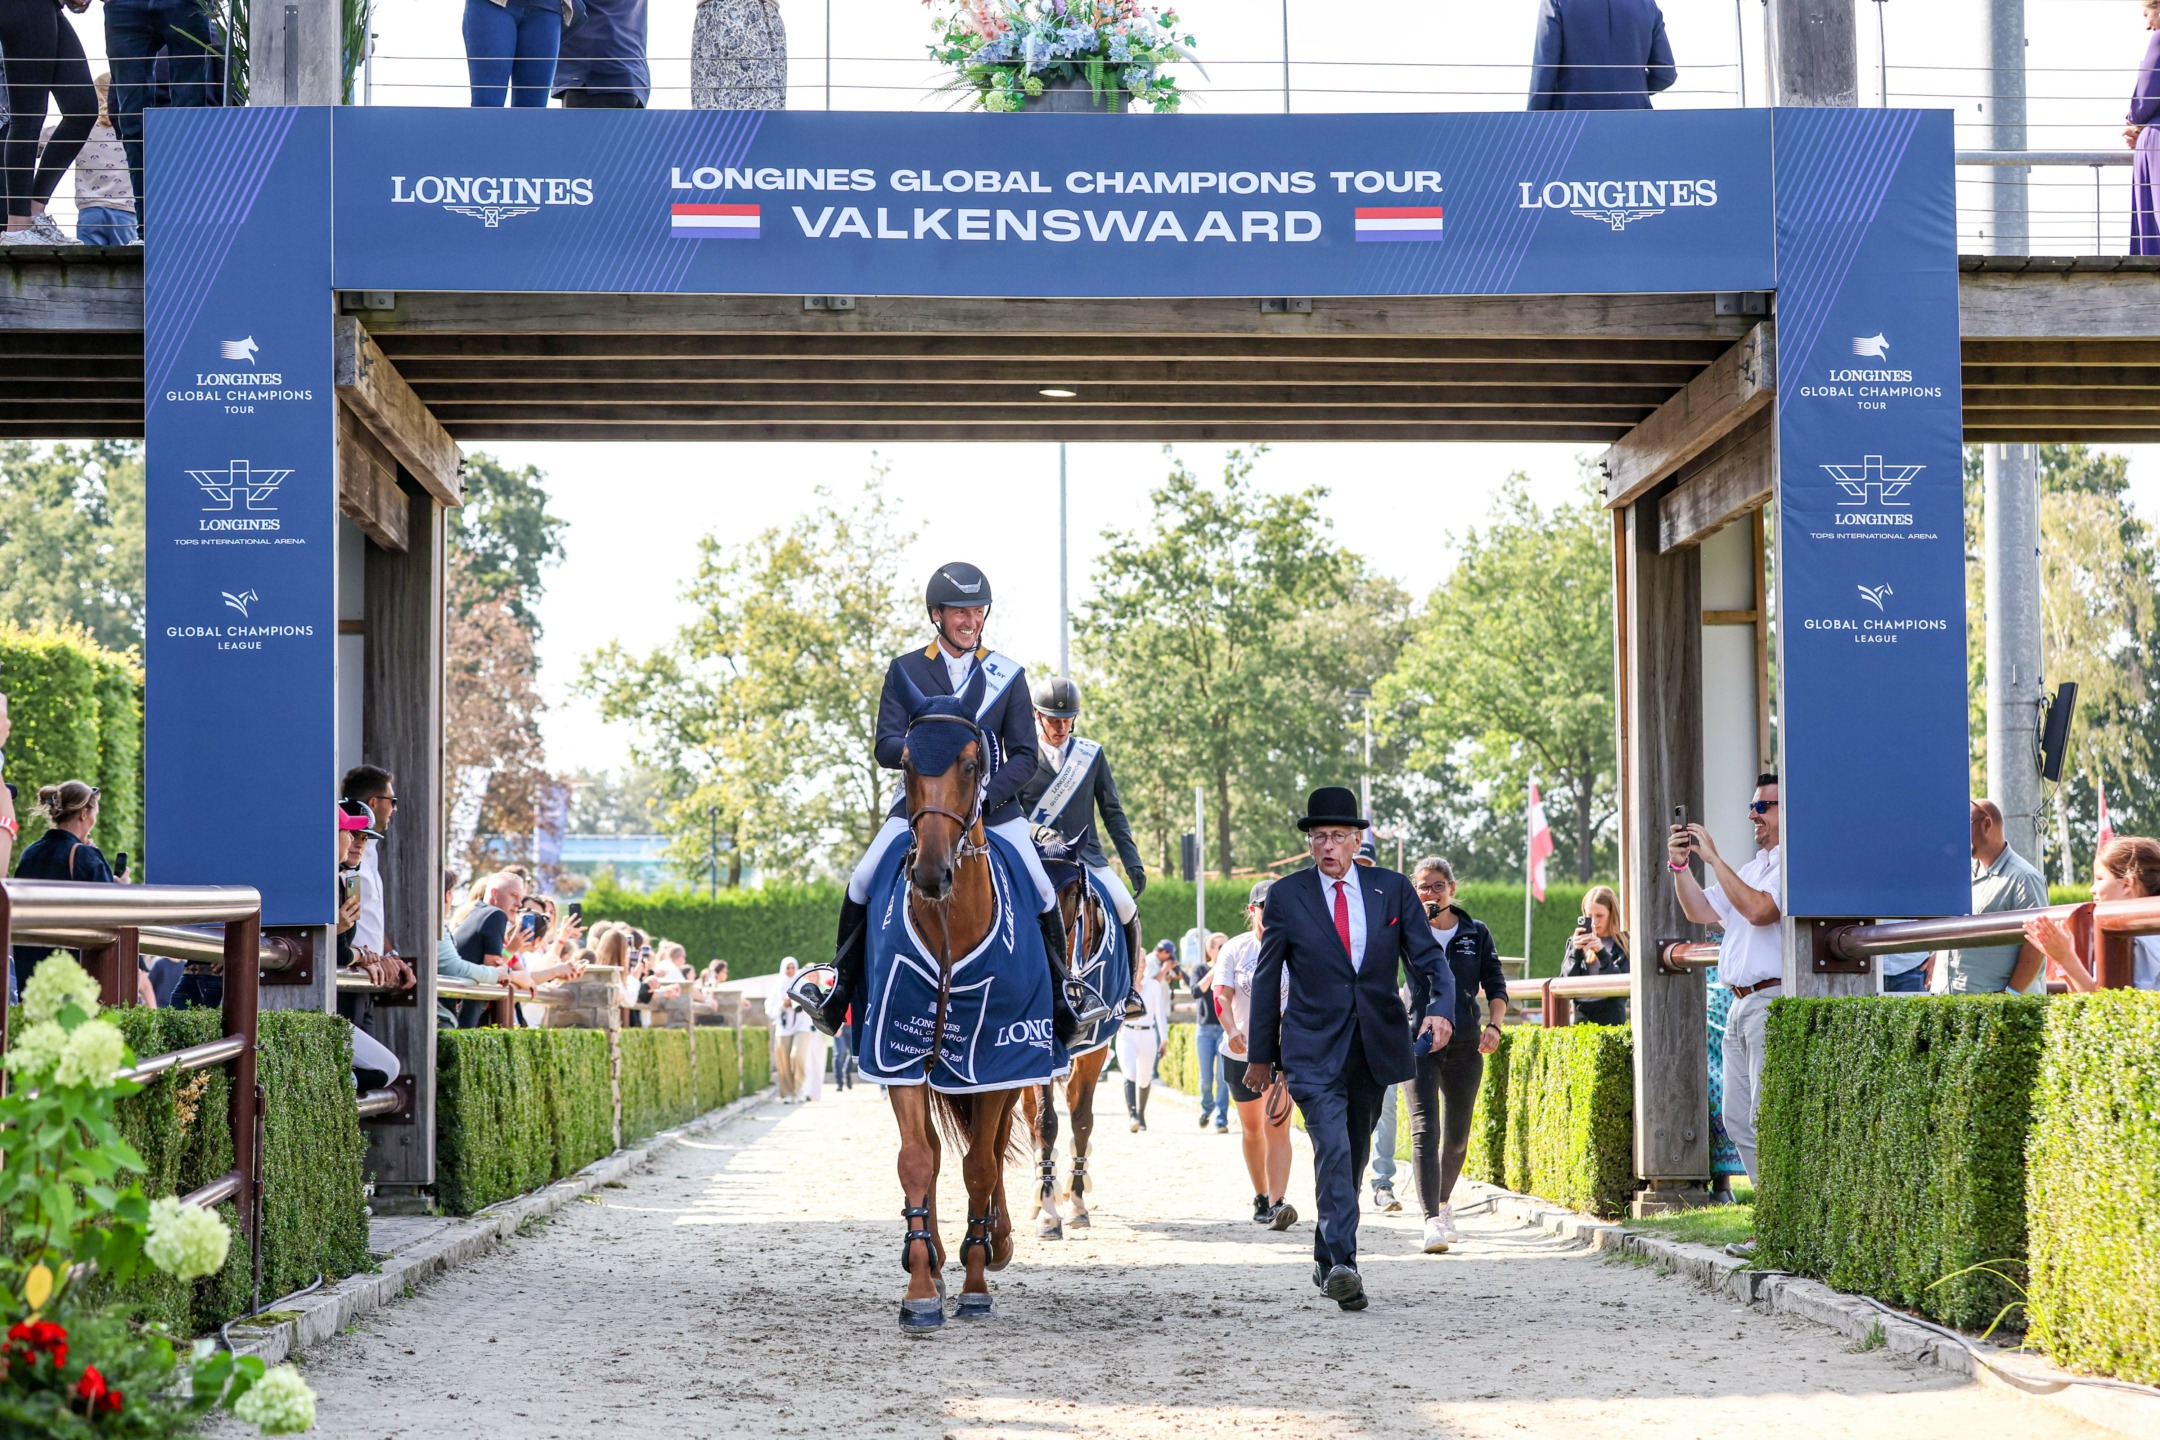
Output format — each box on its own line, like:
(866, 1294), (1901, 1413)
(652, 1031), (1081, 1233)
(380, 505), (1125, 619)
(1296, 786), (1369, 833)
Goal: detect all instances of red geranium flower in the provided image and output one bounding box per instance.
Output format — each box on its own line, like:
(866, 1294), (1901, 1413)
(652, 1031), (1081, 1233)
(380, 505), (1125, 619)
(6, 1320), (68, 1370)
(75, 1364), (107, 1405)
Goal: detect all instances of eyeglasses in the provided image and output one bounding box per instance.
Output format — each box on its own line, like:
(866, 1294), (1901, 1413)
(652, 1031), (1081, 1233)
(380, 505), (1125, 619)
(1749, 800), (1779, 816)
(1413, 881), (1452, 896)
(1308, 830), (1359, 847)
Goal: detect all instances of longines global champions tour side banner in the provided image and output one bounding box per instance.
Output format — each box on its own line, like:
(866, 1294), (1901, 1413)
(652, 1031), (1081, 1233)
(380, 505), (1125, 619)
(142, 105), (1965, 924)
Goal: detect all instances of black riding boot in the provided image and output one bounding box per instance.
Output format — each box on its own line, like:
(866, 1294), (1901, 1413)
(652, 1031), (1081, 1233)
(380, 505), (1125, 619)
(1135, 1085), (1150, 1129)
(1039, 910), (1085, 1047)
(1124, 1079), (1139, 1122)
(1122, 916), (1148, 1019)
(802, 897), (867, 1037)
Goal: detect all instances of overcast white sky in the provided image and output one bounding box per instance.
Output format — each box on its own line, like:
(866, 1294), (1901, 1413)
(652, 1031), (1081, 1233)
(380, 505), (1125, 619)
(61, 0), (2160, 772)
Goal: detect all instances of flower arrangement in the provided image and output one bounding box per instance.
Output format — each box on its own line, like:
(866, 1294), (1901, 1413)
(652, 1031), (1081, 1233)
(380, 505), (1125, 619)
(0, 956), (318, 1435)
(924, 1), (1199, 113)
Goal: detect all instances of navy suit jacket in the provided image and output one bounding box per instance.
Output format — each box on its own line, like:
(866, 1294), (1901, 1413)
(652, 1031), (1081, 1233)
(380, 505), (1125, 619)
(1527, 0), (1677, 111)
(1247, 865), (1455, 1087)
(1013, 741), (1146, 878)
(874, 645), (1038, 827)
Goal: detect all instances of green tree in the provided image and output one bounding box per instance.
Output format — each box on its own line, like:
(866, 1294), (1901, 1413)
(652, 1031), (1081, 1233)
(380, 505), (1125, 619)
(1078, 448), (1408, 875)
(567, 766), (677, 836)
(448, 453), (567, 636)
(580, 471), (916, 885)
(1963, 444), (2160, 880)
(0, 442), (146, 655)
(1377, 476), (1616, 885)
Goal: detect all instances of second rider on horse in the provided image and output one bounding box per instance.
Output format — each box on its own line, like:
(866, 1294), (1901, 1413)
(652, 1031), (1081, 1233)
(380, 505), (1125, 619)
(797, 562), (1092, 1041)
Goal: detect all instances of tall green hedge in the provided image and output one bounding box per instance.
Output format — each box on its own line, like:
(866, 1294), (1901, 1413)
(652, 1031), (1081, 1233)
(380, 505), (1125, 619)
(2026, 991), (2160, 1383)
(437, 1029), (616, 1215)
(0, 624), (142, 870)
(620, 1028), (697, 1146)
(738, 1023), (772, 1093)
(1460, 1026), (1513, 1185)
(1754, 995), (2047, 1331)
(1498, 1025), (1634, 1217)
(583, 876), (1603, 980)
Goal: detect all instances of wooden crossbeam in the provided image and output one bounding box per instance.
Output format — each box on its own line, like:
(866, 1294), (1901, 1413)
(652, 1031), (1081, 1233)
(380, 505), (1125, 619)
(1600, 323), (1776, 510)
(336, 403), (409, 552)
(439, 422), (1634, 443)
(332, 317), (463, 507)
(402, 380), (1683, 409)
(1658, 412), (1773, 552)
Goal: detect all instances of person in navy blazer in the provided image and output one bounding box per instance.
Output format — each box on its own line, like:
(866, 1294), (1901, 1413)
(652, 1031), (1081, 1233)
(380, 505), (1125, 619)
(1527, 0), (1678, 111)
(1245, 787), (1455, 1311)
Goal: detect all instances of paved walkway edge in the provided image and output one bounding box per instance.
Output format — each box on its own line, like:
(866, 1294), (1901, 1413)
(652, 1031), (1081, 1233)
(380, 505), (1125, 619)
(221, 1088), (775, 1366)
(1458, 1180), (2159, 1440)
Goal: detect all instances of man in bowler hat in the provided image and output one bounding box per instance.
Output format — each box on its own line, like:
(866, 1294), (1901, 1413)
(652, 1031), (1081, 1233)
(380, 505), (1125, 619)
(1244, 787), (1455, 1311)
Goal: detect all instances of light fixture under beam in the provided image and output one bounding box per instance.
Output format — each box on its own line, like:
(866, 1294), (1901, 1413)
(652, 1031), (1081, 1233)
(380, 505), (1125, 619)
(1038, 387), (1077, 398)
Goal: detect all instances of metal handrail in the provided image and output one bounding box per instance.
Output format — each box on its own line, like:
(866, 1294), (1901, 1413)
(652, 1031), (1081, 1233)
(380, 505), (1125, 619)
(1958, 150), (2133, 167)
(2, 879), (262, 926)
(116, 1033), (248, 1085)
(335, 970), (566, 1005)
(1506, 975), (1631, 1002)
(16, 922), (302, 972)
(355, 1088), (402, 1119)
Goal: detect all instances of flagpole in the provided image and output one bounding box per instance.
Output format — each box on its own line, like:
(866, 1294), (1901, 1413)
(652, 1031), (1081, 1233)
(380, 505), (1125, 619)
(1525, 779), (1536, 975)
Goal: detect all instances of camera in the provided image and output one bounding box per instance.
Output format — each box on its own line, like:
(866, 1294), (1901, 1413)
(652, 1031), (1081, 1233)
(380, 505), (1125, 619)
(1423, 899), (1444, 921)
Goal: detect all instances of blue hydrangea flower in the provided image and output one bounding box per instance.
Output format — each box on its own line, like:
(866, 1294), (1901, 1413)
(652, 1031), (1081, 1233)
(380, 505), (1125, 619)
(977, 32), (1018, 62)
(1021, 28), (1054, 70)
(1057, 24), (1097, 55)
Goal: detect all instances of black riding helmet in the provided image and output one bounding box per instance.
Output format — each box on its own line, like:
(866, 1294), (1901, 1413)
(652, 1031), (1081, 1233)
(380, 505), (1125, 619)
(1032, 676), (1082, 719)
(925, 562), (992, 652)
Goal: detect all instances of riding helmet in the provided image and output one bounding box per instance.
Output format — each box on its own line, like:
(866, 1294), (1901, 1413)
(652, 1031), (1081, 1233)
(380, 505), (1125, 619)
(925, 562), (993, 612)
(1032, 675), (1083, 719)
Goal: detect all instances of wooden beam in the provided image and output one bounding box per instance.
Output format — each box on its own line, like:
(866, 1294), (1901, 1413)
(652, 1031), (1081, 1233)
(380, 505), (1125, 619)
(359, 290), (1756, 342)
(0, 255), (143, 331)
(423, 402), (1659, 428)
(1961, 272), (2160, 340)
(444, 422), (1634, 443)
(334, 317), (464, 507)
(402, 380), (1684, 409)
(1623, 491), (1710, 1186)
(1658, 413), (1774, 552)
(1601, 323), (1775, 509)
(337, 404), (409, 552)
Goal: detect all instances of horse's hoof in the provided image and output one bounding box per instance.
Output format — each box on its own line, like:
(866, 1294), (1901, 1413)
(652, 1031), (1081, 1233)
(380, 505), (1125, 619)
(955, 1292), (995, 1321)
(1069, 1212), (1091, 1230)
(1037, 1217), (1063, 1240)
(899, 1297), (945, 1332)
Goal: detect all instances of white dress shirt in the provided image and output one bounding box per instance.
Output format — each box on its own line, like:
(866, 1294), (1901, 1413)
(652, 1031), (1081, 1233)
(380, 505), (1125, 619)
(1322, 869), (1368, 972)
(940, 645), (976, 695)
(353, 841), (385, 956)
(1042, 735), (1068, 769)
(1706, 845), (1784, 989)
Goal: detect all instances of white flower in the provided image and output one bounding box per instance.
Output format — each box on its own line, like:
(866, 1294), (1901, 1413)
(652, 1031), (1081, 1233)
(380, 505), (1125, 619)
(52, 1018), (126, 1088)
(21, 955), (100, 1026)
(0, 1019), (67, 1081)
(145, 1196), (233, 1281)
(233, 1364), (317, 1434)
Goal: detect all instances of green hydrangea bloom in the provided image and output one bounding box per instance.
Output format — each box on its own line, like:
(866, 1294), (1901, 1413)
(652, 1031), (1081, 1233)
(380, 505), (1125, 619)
(145, 1196), (233, 1281)
(0, 1019), (68, 1080)
(52, 1018), (126, 1088)
(233, 1364), (317, 1435)
(21, 955), (100, 1025)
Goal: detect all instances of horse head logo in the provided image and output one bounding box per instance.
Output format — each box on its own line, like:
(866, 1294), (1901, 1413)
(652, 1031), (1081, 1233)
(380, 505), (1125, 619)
(219, 337), (260, 365)
(1857, 583), (1893, 611)
(1851, 333), (1891, 359)
(221, 589), (259, 618)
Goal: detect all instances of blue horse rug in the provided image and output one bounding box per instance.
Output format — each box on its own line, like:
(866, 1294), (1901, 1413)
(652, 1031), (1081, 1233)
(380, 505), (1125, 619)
(857, 828), (1069, 1094)
(1064, 869), (1130, 1059)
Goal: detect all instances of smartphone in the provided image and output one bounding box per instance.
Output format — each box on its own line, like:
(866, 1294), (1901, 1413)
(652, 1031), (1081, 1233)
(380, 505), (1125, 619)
(519, 912), (545, 939)
(567, 901), (583, 923)
(115, 850), (130, 879)
(1574, 915), (1593, 934)
(340, 870), (360, 905)
(1672, 804), (1692, 847)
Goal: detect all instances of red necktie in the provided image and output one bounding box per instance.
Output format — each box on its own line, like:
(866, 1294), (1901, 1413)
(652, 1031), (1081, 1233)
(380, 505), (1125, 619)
(1332, 879), (1353, 961)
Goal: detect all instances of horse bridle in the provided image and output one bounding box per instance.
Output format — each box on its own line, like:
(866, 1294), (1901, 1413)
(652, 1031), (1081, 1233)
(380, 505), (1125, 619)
(903, 712), (991, 873)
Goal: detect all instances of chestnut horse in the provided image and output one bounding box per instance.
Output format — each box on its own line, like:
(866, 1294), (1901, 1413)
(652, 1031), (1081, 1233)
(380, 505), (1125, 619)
(890, 708), (1027, 1327)
(1023, 873), (1113, 1238)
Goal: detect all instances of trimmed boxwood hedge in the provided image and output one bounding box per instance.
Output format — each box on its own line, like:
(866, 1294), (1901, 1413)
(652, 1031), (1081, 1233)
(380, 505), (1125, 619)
(1460, 1026), (1512, 1185)
(437, 1028), (618, 1215)
(620, 1029), (696, 1145)
(2026, 991), (2160, 1383)
(1499, 1025), (1634, 1218)
(0, 624), (144, 868)
(1754, 995), (2047, 1331)
(738, 1023), (772, 1094)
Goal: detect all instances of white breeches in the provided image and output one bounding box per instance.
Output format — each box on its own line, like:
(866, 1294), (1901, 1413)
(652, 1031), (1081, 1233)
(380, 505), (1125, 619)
(847, 814), (1058, 912)
(1116, 1023), (1160, 1090)
(1088, 862), (1137, 924)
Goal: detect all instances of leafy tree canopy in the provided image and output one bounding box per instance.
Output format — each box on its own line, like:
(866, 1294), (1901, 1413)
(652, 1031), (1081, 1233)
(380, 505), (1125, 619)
(0, 441), (146, 655)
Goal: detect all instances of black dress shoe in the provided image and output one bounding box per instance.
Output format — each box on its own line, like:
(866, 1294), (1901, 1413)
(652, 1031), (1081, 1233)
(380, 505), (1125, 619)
(1322, 1264), (1367, 1311)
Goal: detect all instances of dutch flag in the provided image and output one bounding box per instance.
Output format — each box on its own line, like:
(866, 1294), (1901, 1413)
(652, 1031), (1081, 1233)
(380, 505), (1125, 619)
(1353, 206), (1444, 242)
(671, 203), (760, 240)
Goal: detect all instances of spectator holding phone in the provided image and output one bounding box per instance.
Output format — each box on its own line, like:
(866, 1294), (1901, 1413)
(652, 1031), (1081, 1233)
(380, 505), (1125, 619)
(1560, 884), (1630, 1025)
(1406, 857), (1509, 1254)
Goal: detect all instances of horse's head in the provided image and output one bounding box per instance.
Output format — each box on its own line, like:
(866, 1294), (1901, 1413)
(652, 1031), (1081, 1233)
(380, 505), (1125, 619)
(901, 695), (985, 902)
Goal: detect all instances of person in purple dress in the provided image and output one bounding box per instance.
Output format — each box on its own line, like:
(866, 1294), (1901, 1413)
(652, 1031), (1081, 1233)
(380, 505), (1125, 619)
(2130, 0), (2160, 255)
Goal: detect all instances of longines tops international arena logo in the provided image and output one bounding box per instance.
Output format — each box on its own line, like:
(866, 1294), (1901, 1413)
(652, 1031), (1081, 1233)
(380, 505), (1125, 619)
(391, 174), (596, 226)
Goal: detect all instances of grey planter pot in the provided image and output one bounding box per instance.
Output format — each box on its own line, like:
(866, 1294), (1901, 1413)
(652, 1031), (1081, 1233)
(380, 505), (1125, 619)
(1025, 70), (1130, 113)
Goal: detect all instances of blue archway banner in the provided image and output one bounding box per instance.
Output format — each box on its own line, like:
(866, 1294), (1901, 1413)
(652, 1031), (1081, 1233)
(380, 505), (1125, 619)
(141, 105), (1963, 925)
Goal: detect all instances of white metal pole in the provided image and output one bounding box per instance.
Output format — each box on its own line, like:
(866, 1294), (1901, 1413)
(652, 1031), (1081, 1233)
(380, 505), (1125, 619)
(825, 0), (833, 111)
(1524, 780), (1536, 973)
(1058, 444), (1070, 678)
(1280, 0), (1291, 114)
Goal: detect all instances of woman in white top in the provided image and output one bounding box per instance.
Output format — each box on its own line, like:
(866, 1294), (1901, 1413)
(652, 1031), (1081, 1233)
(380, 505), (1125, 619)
(1115, 948), (1173, 1132)
(2025, 834), (2160, 991)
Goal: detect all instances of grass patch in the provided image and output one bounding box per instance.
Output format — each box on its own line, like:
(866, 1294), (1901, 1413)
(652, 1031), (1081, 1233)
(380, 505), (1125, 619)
(1628, 1202), (1755, 1250)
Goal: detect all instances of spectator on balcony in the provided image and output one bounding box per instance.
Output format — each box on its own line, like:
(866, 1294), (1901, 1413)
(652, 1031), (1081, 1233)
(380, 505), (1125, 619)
(692, 0), (786, 110)
(9, 781), (116, 1001)
(464, 0), (568, 108)
(0, 0), (96, 247)
(60, 74), (135, 244)
(1670, 774), (1781, 1242)
(1938, 799), (2049, 995)
(100, 0), (223, 240)
(2025, 835), (2160, 990)
(341, 765), (395, 964)
(554, 0), (650, 108)
(1559, 883), (1630, 1025)
(2130, 0), (2160, 255)
(1527, 0), (1677, 111)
